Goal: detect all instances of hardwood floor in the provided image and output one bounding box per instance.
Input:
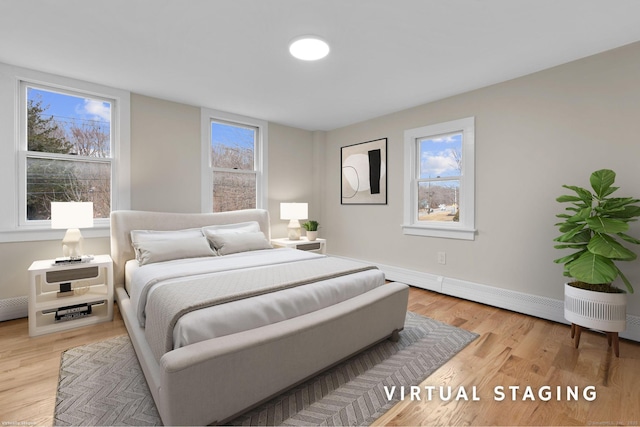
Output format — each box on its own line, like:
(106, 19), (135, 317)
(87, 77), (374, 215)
(1, 287), (638, 426)
(374, 288), (640, 426)
(0, 304), (127, 426)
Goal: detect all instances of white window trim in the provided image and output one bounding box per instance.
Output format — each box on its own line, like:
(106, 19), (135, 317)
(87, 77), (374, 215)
(0, 62), (130, 243)
(200, 108), (268, 213)
(402, 117), (476, 240)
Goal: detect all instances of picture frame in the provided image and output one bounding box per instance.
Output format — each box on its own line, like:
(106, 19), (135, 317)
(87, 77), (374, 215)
(341, 138), (387, 205)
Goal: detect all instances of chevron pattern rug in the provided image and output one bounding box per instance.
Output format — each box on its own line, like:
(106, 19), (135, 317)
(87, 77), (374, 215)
(55, 312), (478, 426)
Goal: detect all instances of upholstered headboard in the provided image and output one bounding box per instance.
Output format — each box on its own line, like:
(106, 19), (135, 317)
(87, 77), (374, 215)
(110, 209), (271, 288)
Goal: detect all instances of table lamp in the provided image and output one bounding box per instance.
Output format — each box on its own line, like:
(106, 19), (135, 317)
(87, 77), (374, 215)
(51, 202), (94, 260)
(280, 202), (308, 240)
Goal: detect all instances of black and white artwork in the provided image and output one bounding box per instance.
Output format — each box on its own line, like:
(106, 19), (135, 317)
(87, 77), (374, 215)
(341, 138), (387, 205)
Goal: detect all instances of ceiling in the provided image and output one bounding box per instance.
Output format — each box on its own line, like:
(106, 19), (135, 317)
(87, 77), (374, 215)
(2, 1), (640, 131)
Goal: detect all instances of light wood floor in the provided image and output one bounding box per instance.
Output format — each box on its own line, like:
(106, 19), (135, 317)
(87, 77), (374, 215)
(1, 287), (639, 426)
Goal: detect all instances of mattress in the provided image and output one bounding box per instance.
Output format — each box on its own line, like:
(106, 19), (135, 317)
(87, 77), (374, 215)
(126, 248), (385, 350)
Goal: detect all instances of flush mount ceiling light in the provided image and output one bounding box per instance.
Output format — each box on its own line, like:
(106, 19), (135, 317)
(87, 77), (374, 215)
(289, 36), (330, 61)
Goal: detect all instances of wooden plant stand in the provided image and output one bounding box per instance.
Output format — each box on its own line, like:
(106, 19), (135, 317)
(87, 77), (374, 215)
(571, 323), (620, 357)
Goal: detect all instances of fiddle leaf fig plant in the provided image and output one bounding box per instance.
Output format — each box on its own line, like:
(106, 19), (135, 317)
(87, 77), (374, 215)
(554, 169), (640, 294)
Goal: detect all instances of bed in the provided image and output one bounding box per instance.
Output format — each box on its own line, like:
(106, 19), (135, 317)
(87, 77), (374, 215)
(111, 209), (409, 425)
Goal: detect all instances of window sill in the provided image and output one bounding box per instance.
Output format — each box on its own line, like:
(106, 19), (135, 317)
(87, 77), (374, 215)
(0, 226), (110, 243)
(402, 224), (476, 240)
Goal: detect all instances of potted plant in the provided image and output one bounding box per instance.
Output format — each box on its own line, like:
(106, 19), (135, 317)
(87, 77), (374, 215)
(302, 220), (319, 241)
(554, 169), (640, 354)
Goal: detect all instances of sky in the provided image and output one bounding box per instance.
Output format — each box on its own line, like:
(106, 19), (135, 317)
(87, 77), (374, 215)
(420, 132), (462, 179)
(210, 121), (255, 150)
(27, 86), (111, 135)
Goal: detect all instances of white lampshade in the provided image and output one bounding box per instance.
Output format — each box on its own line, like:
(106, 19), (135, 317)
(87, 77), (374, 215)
(51, 202), (94, 229)
(51, 202), (94, 259)
(280, 203), (308, 220)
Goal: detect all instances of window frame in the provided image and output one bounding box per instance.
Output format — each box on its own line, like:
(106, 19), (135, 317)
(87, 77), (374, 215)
(200, 108), (268, 213)
(402, 117), (476, 240)
(19, 82), (115, 228)
(0, 62), (131, 243)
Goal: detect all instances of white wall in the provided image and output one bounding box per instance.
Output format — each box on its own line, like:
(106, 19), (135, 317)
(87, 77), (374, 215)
(268, 123), (317, 237)
(321, 41), (640, 317)
(130, 94), (203, 213)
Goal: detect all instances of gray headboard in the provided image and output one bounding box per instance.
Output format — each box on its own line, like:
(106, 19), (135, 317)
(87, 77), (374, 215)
(110, 209), (271, 288)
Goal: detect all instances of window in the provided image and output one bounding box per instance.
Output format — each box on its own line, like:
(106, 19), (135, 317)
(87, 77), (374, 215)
(201, 109), (267, 213)
(22, 85), (113, 221)
(403, 117), (475, 240)
(0, 62), (130, 242)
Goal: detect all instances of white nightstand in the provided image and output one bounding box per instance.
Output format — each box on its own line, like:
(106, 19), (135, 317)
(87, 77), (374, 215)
(28, 254), (114, 337)
(271, 237), (326, 254)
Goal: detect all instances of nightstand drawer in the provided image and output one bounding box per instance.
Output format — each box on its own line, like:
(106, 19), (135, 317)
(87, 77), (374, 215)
(298, 242), (322, 251)
(46, 266), (99, 283)
(270, 237), (326, 254)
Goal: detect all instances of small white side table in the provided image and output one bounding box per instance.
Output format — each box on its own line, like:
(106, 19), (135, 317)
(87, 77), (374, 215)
(28, 254), (114, 337)
(271, 237), (326, 254)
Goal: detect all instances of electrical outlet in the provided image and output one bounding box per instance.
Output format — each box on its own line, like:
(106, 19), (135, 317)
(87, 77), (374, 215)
(437, 252), (446, 265)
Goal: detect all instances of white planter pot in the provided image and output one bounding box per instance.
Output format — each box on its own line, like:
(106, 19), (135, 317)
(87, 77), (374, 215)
(306, 231), (318, 241)
(564, 283), (627, 332)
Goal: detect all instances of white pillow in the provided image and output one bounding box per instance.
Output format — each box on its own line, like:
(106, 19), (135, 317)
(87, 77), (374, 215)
(202, 221), (261, 236)
(202, 221), (263, 252)
(208, 231), (272, 256)
(133, 236), (216, 266)
(131, 228), (204, 262)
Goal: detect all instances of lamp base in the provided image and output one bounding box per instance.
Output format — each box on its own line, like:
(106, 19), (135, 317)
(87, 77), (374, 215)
(62, 228), (84, 259)
(287, 220), (302, 240)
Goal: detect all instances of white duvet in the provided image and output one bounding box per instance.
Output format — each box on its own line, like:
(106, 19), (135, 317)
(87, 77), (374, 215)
(126, 248), (385, 350)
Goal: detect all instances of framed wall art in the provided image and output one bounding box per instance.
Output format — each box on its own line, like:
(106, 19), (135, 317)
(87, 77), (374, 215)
(341, 138), (387, 205)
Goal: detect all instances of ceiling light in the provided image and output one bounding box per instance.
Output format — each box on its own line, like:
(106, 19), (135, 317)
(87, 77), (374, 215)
(289, 36), (330, 61)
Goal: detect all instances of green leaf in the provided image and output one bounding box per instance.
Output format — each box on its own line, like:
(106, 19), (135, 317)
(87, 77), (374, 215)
(564, 206), (587, 214)
(616, 205), (640, 219)
(569, 229), (592, 243)
(567, 207), (591, 223)
(600, 186), (620, 198)
(590, 169), (616, 199)
(553, 252), (584, 265)
(556, 195), (583, 203)
(554, 224), (585, 242)
(618, 233), (640, 245)
(554, 230), (591, 244)
(567, 252), (618, 284)
(557, 222), (578, 233)
(600, 197), (639, 211)
(587, 234), (636, 260)
(554, 243), (588, 250)
(585, 216), (629, 233)
(616, 268), (634, 294)
(562, 185), (593, 205)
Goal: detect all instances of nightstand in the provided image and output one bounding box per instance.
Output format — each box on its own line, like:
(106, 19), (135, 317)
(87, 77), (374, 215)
(271, 237), (326, 254)
(28, 254), (114, 337)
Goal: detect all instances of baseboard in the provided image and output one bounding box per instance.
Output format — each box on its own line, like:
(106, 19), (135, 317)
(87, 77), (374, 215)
(334, 256), (640, 343)
(0, 295), (28, 322)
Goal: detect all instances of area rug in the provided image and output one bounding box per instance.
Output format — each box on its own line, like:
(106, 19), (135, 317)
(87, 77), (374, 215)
(55, 312), (478, 426)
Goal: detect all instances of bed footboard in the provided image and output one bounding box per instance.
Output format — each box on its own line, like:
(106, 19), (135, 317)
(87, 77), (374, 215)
(155, 282), (408, 426)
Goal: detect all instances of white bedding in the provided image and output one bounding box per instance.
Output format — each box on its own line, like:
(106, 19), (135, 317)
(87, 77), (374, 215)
(126, 248), (385, 350)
